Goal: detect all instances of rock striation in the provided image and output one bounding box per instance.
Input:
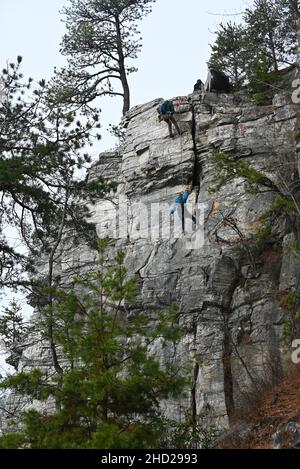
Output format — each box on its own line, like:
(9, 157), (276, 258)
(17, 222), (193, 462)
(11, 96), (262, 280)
(2, 72), (300, 434)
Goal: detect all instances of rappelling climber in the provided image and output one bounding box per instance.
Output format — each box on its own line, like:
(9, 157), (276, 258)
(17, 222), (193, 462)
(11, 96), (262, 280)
(170, 188), (196, 233)
(157, 99), (181, 138)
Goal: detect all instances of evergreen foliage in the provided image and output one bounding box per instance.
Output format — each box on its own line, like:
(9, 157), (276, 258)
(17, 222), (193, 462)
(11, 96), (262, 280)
(0, 241), (197, 449)
(0, 59), (116, 289)
(0, 301), (26, 350)
(52, 0), (156, 116)
(209, 151), (280, 195)
(209, 22), (247, 87)
(209, 0), (300, 100)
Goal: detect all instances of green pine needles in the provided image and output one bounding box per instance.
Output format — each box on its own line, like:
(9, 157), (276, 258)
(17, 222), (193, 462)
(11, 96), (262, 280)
(0, 240), (209, 449)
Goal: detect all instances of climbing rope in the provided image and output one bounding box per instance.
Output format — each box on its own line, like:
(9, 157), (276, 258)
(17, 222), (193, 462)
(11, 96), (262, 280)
(176, 96), (191, 189)
(180, 132), (184, 187)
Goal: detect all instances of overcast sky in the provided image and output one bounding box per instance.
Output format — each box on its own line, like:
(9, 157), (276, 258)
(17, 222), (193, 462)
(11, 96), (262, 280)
(0, 0), (248, 372)
(0, 0), (247, 152)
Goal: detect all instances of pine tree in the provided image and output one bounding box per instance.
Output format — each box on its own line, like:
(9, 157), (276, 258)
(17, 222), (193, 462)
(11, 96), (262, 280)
(0, 301), (26, 350)
(245, 0), (283, 72)
(277, 0), (300, 60)
(209, 0), (299, 93)
(0, 59), (115, 289)
(0, 301), (28, 369)
(209, 22), (248, 88)
(53, 0), (156, 116)
(0, 240), (189, 449)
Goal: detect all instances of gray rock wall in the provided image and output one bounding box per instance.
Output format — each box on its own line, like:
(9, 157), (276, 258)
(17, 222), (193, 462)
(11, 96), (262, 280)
(3, 80), (299, 432)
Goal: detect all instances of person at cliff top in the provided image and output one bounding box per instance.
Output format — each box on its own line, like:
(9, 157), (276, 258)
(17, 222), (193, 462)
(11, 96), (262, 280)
(170, 188), (196, 233)
(157, 99), (181, 138)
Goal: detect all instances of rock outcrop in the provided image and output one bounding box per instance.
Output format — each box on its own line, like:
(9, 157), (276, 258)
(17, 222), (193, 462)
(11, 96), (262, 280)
(2, 72), (300, 435)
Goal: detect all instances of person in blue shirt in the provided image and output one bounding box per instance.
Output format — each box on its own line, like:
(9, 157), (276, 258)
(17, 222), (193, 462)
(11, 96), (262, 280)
(170, 189), (196, 233)
(170, 190), (190, 215)
(157, 99), (181, 138)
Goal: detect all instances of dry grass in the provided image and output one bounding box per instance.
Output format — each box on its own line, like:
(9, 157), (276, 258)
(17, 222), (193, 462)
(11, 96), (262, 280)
(230, 365), (300, 448)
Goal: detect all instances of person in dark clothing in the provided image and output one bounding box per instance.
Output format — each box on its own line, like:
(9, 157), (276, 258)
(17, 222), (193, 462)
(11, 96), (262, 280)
(157, 100), (181, 138)
(193, 79), (204, 93)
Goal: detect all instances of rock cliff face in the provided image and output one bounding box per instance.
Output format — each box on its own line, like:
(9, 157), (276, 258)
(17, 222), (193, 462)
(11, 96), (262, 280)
(3, 73), (300, 432)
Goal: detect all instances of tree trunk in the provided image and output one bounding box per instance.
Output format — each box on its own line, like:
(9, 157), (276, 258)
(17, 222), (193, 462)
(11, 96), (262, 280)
(120, 69), (130, 116)
(115, 15), (130, 115)
(46, 194), (70, 377)
(269, 31), (278, 72)
(48, 256), (63, 376)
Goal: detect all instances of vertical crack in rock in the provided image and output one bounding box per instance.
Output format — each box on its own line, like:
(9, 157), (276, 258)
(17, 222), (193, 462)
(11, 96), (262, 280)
(191, 317), (200, 423)
(191, 101), (202, 200)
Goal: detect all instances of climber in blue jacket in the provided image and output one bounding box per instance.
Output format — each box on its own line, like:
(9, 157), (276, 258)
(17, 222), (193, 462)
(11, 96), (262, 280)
(170, 190), (190, 215)
(170, 189), (196, 233)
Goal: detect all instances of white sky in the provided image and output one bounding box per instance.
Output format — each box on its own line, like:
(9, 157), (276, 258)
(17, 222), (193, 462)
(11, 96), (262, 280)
(0, 0), (247, 372)
(0, 0), (247, 152)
